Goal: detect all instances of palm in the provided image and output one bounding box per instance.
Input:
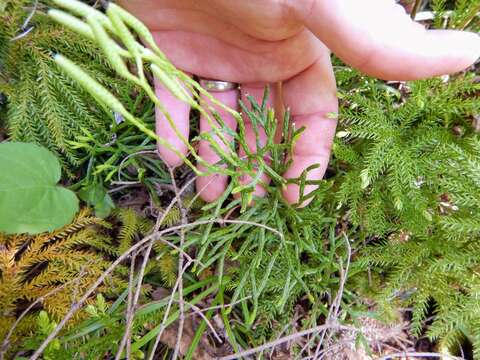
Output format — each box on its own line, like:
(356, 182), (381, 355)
(150, 30), (326, 84)
(119, 0), (324, 83)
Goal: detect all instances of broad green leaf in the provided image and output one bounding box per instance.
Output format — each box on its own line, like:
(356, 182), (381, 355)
(0, 142), (79, 234)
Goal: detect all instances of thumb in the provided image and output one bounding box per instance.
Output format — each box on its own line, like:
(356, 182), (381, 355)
(294, 0), (480, 80)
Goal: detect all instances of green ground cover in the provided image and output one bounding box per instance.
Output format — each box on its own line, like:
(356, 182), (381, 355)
(1, 0), (480, 359)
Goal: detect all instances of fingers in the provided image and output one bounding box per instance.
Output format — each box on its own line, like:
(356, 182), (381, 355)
(236, 82), (278, 200)
(294, 0), (480, 80)
(154, 76), (191, 167)
(195, 87), (239, 202)
(282, 48), (338, 207)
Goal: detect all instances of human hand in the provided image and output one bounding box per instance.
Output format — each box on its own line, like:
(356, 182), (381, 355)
(117, 0), (480, 206)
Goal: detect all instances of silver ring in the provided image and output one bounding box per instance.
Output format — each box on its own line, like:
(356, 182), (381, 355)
(199, 78), (238, 92)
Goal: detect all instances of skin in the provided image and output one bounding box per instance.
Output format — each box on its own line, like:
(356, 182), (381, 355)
(118, 0), (480, 205)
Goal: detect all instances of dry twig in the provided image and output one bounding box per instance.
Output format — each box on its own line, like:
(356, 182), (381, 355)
(115, 174), (199, 359)
(169, 167), (188, 360)
(377, 352), (463, 360)
(316, 234), (352, 359)
(147, 260), (193, 360)
(115, 250), (138, 360)
(219, 324), (359, 360)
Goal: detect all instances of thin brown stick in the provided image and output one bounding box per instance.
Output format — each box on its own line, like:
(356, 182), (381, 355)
(70, 265), (89, 305)
(147, 260), (192, 360)
(315, 235), (352, 359)
(269, 310), (302, 358)
(116, 245), (149, 359)
(376, 352), (463, 360)
(194, 297), (251, 314)
(170, 167), (187, 360)
(154, 175), (197, 230)
(115, 251), (137, 360)
(108, 184), (143, 194)
(126, 252), (138, 359)
(218, 324), (358, 360)
(110, 181), (142, 186)
(116, 247), (187, 359)
(115, 175), (200, 359)
(180, 301), (222, 344)
(184, 173), (220, 210)
(21, 0), (39, 30)
(117, 150), (158, 182)
(147, 169), (198, 360)
(297, 234), (351, 359)
(9, 1), (38, 42)
(301, 340), (362, 360)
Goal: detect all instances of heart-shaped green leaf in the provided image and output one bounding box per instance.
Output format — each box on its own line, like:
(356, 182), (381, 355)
(0, 142), (79, 234)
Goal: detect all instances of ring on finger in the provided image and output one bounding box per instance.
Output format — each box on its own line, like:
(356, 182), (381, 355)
(199, 78), (238, 92)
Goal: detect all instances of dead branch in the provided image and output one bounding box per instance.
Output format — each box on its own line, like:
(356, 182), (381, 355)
(169, 167), (188, 360)
(377, 352), (464, 360)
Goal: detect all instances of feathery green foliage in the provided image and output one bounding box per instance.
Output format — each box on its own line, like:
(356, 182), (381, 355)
(334, 65), (480, 353)
(339, 2), (480, 352)
(0, 1), (123, 176)
(335, 74), (479, 237)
